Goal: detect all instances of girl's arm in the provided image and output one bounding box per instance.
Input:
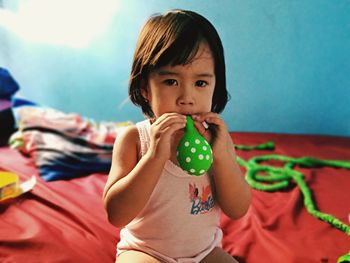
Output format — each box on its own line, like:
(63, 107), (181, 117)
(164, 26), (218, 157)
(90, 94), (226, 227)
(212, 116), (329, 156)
(193, 113), (251, 220)
(103, 113), (186, 227)
(210, 133), (251, 219)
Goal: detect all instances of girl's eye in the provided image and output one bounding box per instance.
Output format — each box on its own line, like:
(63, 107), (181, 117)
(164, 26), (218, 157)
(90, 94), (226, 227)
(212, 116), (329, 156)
(164, 79), (178, 86)
(196, 80), (208, 87)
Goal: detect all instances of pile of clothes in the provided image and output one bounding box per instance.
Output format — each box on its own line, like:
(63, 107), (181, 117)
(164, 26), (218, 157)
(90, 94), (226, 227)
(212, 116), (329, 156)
(10, 106), (132, 181)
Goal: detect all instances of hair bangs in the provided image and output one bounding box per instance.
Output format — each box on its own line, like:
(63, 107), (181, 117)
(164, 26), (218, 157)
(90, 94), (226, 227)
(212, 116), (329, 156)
(150, 21), (204, 69)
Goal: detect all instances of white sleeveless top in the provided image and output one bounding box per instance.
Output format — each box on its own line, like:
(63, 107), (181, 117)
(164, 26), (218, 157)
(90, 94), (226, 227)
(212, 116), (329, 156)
(117, 120), (222, 259)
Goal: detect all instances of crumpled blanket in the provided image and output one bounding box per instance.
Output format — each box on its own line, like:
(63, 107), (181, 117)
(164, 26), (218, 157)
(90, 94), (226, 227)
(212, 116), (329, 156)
(10, 106), (132, 181)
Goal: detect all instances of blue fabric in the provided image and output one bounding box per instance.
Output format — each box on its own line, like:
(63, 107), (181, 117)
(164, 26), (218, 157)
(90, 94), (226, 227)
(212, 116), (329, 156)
(12, 97), (37, 107)
(0, 68), (20, 99)
(37, 150), (112, 181)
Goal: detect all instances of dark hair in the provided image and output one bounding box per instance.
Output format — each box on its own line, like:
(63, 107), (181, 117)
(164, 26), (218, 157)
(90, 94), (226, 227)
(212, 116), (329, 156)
(129, 9), (229, 118)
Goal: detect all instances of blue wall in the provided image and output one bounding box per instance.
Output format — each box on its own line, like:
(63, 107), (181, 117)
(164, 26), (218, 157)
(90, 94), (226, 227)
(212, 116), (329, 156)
(1, 0), (349, 136)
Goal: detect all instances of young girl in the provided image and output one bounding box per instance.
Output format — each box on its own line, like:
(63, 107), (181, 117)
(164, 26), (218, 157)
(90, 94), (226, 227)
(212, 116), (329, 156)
(103, 9), (251, 263)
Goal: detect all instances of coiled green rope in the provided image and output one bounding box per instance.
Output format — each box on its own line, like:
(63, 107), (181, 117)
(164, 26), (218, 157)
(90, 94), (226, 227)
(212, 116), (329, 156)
(235, 141), (350, 262)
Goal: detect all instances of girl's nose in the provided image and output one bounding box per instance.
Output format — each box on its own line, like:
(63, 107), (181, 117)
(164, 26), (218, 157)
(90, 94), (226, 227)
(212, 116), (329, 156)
(178, 87), (194, 106)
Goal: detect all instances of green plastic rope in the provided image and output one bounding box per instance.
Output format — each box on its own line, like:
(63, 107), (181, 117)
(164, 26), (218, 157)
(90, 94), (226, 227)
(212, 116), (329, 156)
(338, 252), (350, 263)
(235, 141), (275, 151)
(235, 141), (350, 261)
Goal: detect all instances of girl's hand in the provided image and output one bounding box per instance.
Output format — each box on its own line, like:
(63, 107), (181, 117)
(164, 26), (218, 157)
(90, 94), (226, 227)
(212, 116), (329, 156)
(192, 113), (235, 161)
(193, 113), (251, 220)
(148, 113), (186, 162)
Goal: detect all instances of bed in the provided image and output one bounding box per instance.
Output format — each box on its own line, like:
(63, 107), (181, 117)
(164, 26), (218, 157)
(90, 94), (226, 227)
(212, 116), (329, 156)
(0, 106), (349, 263)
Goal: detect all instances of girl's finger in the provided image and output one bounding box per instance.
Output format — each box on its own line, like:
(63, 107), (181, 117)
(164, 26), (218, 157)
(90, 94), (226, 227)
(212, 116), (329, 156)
(161, 122), (186, 139)
(193, 121), (208, 137)
(153, 114), (186, 130)
(154, 113), (185, 126)
(193, 113), (225, 127)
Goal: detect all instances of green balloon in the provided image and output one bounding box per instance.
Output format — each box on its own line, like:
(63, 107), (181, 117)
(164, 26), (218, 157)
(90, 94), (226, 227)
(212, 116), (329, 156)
(176, 116), (213, 176)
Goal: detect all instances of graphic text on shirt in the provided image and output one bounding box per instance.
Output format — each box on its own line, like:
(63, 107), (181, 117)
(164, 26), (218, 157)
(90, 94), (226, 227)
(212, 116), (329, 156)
(189, 183), (214, 215)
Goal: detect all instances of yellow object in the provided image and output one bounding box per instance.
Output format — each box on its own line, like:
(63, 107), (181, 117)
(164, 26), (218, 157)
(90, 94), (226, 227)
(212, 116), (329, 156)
(0, 171), (20, 201)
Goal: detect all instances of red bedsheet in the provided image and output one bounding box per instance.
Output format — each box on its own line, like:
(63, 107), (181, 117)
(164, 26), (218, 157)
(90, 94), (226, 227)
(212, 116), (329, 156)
(1, 132), (349, 263)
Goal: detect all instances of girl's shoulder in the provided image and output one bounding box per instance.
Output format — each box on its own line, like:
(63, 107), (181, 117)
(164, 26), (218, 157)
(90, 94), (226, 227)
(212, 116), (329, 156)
(115, 124), (139, 146)
(114, 124), (141, 159)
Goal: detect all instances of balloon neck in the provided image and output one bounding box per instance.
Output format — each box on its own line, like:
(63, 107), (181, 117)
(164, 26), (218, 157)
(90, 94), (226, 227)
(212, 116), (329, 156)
(185, 116), (195, 132)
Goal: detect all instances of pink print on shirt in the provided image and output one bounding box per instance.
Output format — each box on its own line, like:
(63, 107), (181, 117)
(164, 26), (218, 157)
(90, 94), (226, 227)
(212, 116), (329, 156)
(189, 183), (215, 215)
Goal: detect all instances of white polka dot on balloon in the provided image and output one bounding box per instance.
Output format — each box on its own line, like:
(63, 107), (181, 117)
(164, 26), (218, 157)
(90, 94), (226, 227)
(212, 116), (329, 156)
(186, 157), (191, 163)
(191, 148), (196, 153)
(198, 154), (204, 160)
(184, 141), (190, 147)
(195, 139), (200, 144)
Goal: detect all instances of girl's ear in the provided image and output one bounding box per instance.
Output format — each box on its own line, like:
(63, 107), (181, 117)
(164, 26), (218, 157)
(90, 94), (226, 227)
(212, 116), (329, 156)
(140, 79), (149, 102)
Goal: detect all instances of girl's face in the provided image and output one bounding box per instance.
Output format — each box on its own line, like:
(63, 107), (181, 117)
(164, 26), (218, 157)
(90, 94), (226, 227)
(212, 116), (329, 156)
(142, 42), (216, 118)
